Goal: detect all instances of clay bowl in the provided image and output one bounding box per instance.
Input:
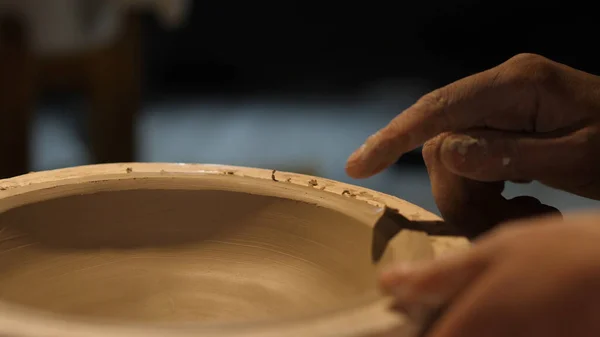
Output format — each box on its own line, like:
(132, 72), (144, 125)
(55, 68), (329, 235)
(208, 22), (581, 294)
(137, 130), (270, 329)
(0, 163), (468, 337)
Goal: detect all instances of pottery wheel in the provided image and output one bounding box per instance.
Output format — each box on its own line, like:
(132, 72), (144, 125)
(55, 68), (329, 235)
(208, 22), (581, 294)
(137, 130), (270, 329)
(0, 189), (378, 323)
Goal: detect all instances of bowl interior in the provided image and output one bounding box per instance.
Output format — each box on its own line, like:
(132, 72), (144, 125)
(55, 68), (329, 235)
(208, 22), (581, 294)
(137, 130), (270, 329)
(0, 184), (378, 324)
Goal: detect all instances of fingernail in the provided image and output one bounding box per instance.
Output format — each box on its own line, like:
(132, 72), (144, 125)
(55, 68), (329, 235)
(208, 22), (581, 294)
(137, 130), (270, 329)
(351, 132), (382, 161)
(347, 143), (367, 163)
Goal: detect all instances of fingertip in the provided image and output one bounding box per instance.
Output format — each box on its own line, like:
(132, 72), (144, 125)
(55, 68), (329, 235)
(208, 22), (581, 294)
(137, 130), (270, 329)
(347, 144), (366, 163)
(380, 267), (449, 310)
(346, 128), (409, 178)
(345, 148), (391, 179)
(345, 163), (367, 179)
(378, 271), (402, 291)
(345, 143), (370, 178)
(344, 160), (368, 179)
(379, 263), (423, 291)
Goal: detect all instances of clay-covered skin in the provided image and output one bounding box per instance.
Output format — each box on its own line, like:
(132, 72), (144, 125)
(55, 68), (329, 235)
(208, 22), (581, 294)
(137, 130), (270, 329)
(0, 188), (377, 323)
(379, 212), (600, 337)
(346, 53), (600, 237)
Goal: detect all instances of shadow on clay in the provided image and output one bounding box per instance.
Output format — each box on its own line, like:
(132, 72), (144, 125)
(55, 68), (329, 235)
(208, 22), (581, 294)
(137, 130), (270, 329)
(0, 190), (293, 250)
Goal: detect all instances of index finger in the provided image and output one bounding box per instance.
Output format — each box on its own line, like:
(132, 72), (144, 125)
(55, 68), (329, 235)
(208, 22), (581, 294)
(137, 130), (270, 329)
(345, 55), (542, 179)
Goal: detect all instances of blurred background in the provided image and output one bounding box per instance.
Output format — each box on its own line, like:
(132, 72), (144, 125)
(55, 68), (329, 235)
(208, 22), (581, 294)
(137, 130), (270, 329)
(0, 0), (598, 215)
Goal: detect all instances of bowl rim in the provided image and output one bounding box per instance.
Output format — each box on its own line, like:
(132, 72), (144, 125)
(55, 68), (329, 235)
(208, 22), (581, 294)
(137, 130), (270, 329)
(0, 163), (454, 337)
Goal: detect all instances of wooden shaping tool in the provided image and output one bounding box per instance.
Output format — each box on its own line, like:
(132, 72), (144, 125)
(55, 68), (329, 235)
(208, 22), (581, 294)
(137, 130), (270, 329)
(371, 206), (451, 337)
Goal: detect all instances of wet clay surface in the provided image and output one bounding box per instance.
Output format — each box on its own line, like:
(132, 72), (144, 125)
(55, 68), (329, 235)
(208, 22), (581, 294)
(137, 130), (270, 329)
(0, 189), (377, 324)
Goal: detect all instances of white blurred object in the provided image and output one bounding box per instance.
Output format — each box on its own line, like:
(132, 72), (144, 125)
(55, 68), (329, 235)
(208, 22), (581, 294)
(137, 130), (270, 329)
(0, 0), (190, 55)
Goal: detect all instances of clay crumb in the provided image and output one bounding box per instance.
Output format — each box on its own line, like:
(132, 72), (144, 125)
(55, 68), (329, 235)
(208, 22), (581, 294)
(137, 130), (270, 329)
(224, 171), (235, 175)
(308, 179), (318, 187)
(285, 177), (292, 183)
(319, 185), (326, 190)
(271, 170), (279, 182)
(502, 157), (511, 166)
(126, 167), (133, 173)
(342, 190), (357, 197)
(0, 186), (6, 191)
(160, 169), (166, 174)
(409, 212), (423, 220)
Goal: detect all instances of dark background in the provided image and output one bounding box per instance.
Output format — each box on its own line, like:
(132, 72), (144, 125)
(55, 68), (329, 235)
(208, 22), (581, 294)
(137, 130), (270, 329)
(141, 2), (598, 96)
(24, 1), (600, 213)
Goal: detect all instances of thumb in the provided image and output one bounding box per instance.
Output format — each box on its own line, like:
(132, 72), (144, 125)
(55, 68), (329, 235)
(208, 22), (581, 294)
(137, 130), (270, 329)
(378, 250), (488, 323)
(379, 251), (487, 305)
(438, 129), (586, 182)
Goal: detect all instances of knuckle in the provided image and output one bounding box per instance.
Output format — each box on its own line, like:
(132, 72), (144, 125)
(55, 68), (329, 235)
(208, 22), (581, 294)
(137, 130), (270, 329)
(415, 88), (454, 129)
(417, 89), (449, 117)
(418, 89), (447, 109)
(504, 53), (557, 85)
(507, 53), (546, 66)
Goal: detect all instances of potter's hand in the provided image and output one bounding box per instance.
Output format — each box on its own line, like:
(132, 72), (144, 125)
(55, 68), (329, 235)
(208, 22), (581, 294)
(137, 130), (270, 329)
(379, 213), (600, 337)
(346, 53), (600, 237)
